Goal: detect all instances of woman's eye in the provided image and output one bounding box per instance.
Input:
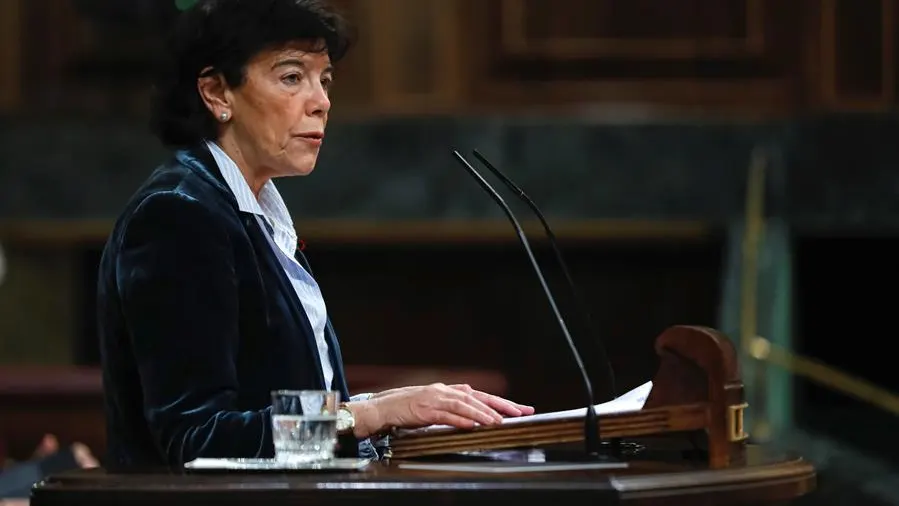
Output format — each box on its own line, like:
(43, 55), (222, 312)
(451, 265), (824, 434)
(321, 78), (333, 90)
(281, 74), (301, 85)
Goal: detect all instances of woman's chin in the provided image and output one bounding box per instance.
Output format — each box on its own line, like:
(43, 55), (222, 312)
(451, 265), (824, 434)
(292, 165), (317, 176)
(277, 158), (318, 177)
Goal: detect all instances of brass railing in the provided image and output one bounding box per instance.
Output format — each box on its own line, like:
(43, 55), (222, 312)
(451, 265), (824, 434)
(740, 147), (899, 434)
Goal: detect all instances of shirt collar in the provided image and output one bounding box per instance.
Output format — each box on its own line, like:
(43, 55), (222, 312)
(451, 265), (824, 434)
(206, 140), (265, 215)
(205, 141), (295, 233)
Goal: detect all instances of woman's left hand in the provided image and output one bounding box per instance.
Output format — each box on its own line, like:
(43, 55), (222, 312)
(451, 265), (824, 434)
(372, 384), (534, 418)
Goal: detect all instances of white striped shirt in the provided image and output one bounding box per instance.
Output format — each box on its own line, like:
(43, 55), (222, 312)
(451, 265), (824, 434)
(206, 141), (334, 391)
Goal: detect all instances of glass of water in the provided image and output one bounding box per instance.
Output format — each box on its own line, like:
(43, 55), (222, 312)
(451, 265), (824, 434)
(271, 390), (339, 463)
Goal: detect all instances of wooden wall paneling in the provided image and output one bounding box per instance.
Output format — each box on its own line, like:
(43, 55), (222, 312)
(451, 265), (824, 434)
(0, 0), (22, 111)
(19, 0), (92, 113)
(798, 0), (824, 111)
(328, 0), (376, 108)
(0, 219), (712, 248)
(820, 0), (896, 109)
(499, 0), (766, 59)
(4, 0), (895, 117)
(466, 0), (795, 114)
(365, 0), (462, 112)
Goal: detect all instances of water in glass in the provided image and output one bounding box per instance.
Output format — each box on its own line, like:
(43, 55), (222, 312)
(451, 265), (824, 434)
(272, 413), (337, 462)
(271, 390), (339, 463)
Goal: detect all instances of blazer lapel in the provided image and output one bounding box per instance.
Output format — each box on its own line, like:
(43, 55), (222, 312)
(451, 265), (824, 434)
(325, 321), (350, 400)
(242, 214), (327, 389)
(179, 144), (330, 392)
(295, 250), (351, 399)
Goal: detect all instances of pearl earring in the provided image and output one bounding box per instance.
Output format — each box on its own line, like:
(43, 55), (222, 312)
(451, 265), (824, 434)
(220, 112), (229, 121)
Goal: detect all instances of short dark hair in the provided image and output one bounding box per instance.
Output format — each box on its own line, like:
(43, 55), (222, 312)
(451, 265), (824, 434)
(149, 0), (353, 148)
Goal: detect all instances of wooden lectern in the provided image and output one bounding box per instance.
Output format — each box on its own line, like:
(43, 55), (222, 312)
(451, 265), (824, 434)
(30, 326), (816, 506)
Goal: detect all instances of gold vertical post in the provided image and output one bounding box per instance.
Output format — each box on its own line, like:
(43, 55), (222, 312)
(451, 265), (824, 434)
(739, 147), (768, 439)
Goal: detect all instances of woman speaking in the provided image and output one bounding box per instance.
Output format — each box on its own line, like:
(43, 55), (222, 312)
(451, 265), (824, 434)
(96, 0), (533, 471)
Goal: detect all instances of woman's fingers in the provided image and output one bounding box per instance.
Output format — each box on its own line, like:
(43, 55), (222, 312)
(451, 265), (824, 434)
(448, 384), (535, 417)
(475, 392), (526, 416)
(493, 396), (535, 416)
(438, 388), (502, 425)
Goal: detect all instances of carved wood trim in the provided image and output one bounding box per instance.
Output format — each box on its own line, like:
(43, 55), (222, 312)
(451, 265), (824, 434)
(885, 0), (897, 103)
(820, 0), (896, 109)
(470, 78), (792, 115)
(499, 0), (766, 60)
(0, 219), (713, 246)
(367, 0), (461, 108)
(0, 0), (22, 111)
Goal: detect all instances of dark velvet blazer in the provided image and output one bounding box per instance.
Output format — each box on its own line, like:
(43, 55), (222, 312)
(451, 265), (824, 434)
(97, 144), (373, 471)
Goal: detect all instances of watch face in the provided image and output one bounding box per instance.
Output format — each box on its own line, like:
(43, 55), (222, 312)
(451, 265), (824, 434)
(337, 407), (354, 432)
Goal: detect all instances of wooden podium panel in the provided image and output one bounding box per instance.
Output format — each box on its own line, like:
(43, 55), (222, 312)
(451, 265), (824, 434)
(390, 326), (748, 468)
(29, 326), (817, 505)
(30, 446), (815, 506)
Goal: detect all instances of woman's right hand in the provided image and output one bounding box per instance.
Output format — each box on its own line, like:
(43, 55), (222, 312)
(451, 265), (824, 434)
(347, 383), (514, 438)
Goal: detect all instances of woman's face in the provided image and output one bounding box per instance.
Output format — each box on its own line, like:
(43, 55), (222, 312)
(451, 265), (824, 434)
(205, 40), (333, 183)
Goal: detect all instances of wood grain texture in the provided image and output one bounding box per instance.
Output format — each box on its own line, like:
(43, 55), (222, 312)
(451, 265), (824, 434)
(0, 219), (712, 246)
(391, 326), (747, 468)
(6, 0), (898, 116)
(29, 447), (816, 506)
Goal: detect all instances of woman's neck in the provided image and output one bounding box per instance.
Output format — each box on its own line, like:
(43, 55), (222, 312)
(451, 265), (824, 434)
(214, 134), (269, 197)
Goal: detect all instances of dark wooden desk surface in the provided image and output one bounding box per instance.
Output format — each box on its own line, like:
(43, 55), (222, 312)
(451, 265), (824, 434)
(30, 445), (815, 506)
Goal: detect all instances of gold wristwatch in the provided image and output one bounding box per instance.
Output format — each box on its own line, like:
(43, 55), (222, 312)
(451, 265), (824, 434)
(336, 403), (355, 434)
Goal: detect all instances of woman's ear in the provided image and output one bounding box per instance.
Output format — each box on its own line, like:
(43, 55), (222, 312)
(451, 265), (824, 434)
(197, 67), (231, 120)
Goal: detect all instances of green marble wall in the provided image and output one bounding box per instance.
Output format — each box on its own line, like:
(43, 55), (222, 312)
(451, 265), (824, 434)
(0, 244), (77, 364)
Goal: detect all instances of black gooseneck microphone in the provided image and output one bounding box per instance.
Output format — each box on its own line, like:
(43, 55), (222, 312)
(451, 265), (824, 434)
(451, 150), (604, 458)
(470, 149), (619, 401)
